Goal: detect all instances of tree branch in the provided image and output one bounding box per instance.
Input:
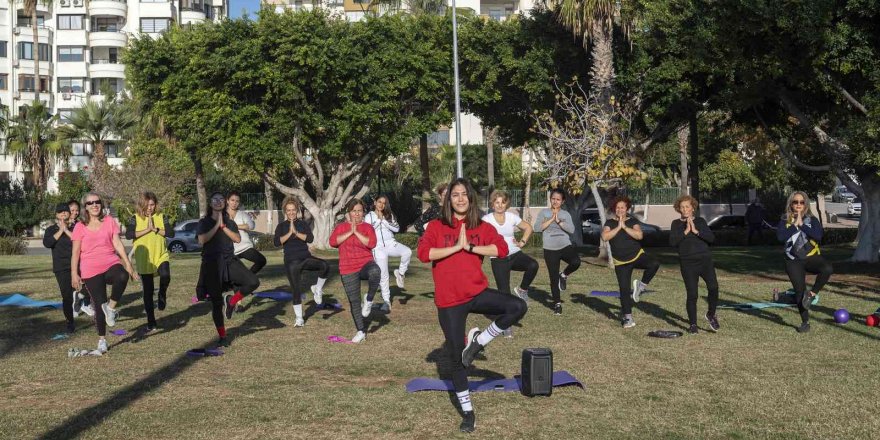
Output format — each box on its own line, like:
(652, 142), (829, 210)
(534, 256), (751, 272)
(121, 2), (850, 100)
(826, 73), (869, 116)
(261, 171), (318, 213)
(290, 127), (322, 197)
(778, 91), (852, 156)
(753, 108), (831, 172)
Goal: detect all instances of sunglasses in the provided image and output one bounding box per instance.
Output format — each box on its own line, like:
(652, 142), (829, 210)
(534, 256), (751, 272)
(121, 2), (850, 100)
(85, 200), (102, 207)
(791, 200), (805, 205)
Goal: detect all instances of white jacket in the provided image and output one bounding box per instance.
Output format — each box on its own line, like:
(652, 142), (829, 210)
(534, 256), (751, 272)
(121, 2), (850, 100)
(364, 211), (400, 247)
(232, 210), (255, 254)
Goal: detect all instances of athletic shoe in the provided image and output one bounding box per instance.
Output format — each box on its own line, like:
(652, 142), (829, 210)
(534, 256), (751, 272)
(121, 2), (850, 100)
(705, 313), (720, 332)
(81, 303), (95, 317)
(145, 326), (157, 333)
(503, 327), (513, 338)
(394, 269), (406, 289)
(294, 317), (305, 327)
(157, 292), (166, 311)
(311, 285), (323, 305)
(97, 339), (109, 354)
(460, 411), (476, 433)
(461, 328), (485, 368)
(554, 302), (562, 315)
(66, 322), (76, 333)
(361, 296), (372, 318)
(101, 303), (118, 327)
(622, 316), (636, 329)
(632, 280), (647, 303)
(801, 291), (813, 311)
(380, 302), (391, 313)
(352, 331), (366, 343)
(513, 286), (529, 303)
(558, 274), (567, 291)
(796, 322), (811, 333)
(217, 337), (230, 347)
(687, 324), (698, 334)
(72, 290), (82, 317)
(223, 293), (235, 320)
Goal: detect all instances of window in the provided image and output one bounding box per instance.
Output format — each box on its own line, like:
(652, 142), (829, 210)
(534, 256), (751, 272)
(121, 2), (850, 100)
(58, 46), (85, 62)
(0, 74), (6, 90)
(58, 109), (74, 123)
(92, 17), (121, 32)
(106, 143), (121, 158)
(17, 15), (46, 27)
(17, 42), (51, 61)
(58, 78), (86, 93)
(18, 75), (50, 92)
(58, 15), (85, 30)
(91, 47), (118, 64)
(140, 18), (170, 33)
(90, 78), (123, 95)
(0, 172), (9, 182)
(0, 41), (6, 58)
(71, 142), (92, 156)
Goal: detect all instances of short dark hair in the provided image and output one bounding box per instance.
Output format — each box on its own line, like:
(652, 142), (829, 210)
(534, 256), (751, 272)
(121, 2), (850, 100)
(67, 199), (80, 209)
(345, 198), (366, 213)
(609, 195), (632, 212)
(227, 190), (241, 200)
(549, 188), (566, 201)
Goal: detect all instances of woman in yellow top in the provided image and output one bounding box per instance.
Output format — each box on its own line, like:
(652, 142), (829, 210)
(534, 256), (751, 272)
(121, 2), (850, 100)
(126, 192), (173, 331)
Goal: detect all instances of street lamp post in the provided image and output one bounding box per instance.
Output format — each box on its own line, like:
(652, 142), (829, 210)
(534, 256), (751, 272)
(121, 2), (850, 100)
(451, 0), (463, 178)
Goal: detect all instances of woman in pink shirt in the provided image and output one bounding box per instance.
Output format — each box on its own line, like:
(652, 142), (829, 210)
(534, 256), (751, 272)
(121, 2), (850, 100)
(329, 198), (378, 343)
(71, 192), (139, 354)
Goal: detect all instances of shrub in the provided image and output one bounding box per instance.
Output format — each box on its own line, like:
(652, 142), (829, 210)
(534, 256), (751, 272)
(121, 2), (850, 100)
(0, 235), (27, 255)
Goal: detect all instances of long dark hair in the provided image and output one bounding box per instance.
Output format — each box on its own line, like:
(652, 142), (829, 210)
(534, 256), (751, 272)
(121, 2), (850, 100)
(204, 191), (229, 220)
(374, 195), (395, 222)
(440, 178), (482, 229)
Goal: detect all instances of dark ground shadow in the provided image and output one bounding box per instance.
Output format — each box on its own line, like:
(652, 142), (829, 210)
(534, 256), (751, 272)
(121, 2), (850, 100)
(425, 345), (507, 416)
(570, 293), (619, 321)
(528, 288), (557, 313)
(391, 286), (415, 305)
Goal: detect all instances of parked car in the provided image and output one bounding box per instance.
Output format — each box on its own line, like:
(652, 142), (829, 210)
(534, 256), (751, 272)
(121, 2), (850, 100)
(848, 197), (862, 216)
(166, 219), (202, 253)
(832, 186), (856, 203)
(581, 208), (660, 244)
(707, 214), (746, 230)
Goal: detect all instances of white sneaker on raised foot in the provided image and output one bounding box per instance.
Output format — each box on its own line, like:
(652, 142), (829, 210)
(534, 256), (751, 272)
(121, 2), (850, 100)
(311, 285), (323, 305)
(81, 303), (95, 317)
(102, 303), (118, 327)
(294, 317), (305, 327)
(394, 269), (406, 289)
(97, 338), (109, 354)
(632, 280), (647, 303)
(361, 296), (372, 318)
(513, 286), (529, 303)
(352, 331), (366, 343)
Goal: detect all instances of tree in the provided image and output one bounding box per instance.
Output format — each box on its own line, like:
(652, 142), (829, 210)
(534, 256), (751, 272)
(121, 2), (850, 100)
(56, 96), (137, 173)
(15, 0), (51, 102)
(4, 101), (68, 195)
(702, 149), (761, 214)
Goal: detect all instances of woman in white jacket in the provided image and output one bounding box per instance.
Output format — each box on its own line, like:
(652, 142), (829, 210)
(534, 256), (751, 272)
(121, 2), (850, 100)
(365, 195), (411, 311)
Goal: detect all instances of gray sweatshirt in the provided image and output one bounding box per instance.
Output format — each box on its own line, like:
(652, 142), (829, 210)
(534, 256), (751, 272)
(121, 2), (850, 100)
(535, 208), (574, 250)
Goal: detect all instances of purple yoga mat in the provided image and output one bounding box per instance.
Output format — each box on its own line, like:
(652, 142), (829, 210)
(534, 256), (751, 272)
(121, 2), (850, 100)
(327, 335), (354, 344)
(590, 291), (620, 297)
(405, 370), (584, 393)
(111, 329), (127, 336)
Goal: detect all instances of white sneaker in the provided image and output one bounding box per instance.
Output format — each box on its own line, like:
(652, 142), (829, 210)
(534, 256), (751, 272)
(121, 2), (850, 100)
(632, 280), (647, 303)
(394, 269), (405, 289)
(513, 286), (529, 303)
(294, 317), (305, 327)
(102, 303), (118, 327)
(81, 303), (95, 317)
(361, 296), (373, 318)
(97, 338), (109, 354)
(352, 331), (366, 343)
(71, 290), (81, 318)
(311, 285), (323, 305)
(503, 328), (514, 338)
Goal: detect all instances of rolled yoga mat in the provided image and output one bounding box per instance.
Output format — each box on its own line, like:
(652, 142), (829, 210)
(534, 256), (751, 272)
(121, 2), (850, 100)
(0, 293), (62, 309)
(405, 370), (583, 393)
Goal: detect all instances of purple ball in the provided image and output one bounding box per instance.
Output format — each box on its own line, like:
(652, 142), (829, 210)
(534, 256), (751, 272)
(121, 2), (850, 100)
(833, 309), (850, 324)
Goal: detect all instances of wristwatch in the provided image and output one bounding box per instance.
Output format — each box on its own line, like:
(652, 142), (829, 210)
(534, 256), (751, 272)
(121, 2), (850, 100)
(468, 244), (475, 253)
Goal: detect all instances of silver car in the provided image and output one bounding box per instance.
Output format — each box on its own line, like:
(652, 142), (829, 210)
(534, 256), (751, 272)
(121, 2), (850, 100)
(848, 197), (862, 216)
(166, 219), (203, 253)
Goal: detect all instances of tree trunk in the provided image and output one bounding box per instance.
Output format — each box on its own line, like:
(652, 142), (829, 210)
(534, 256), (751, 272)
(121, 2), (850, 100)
(677, 125), (689, 195)
(307, 206), (337, 252)
(851, 172), (880, 263)
(485, 126), (495, 194)
(264, 179), (275, 232)
(589, 21), (614, 115)
(419, 133), (431, 210)
(590, 182), (613, 267)
(192, 153), (207, 216)
(93, 140), (107, 169)
(522, 146), (533, 221)
(563, 190), (589, 248)
(688, 111), (699, 200)
(32, 9), (40, 104)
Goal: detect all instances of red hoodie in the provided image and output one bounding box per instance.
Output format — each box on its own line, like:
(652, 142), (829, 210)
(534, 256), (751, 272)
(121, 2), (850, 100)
(330, 222), (377, 275)
(417, 217), (509, 308)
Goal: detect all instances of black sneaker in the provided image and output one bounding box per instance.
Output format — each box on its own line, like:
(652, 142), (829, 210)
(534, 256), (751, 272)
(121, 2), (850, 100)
(688, 324), (698, 334)
(796, 322), (811, 333)
(217, 337), (231, 347)
(705, 313), (720, 332)
(223, 293), (235, 320)
(460, 411), (476, 433)
(157, 293), (166, 311)
(558, 274), (567, 292)
(800, 291), (813, 311)
(66, 322), (76, 333)
(461, 328), (485, 368)
(554, 302), (562, 315)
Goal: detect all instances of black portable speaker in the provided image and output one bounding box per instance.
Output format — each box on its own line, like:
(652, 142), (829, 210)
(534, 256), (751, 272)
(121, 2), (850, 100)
(521, 348), (553, 397)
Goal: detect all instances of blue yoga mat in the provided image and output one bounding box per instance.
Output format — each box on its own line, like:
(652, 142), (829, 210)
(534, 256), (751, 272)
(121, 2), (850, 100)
(405, 370), (583, 393)
(0, 293), (62, 309)
(255, 291), (294, 301)
(590, 291), (620, 297)
(718, 294), (819, 310)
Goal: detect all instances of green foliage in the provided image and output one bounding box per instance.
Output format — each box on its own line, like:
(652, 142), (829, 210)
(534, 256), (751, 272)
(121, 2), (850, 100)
(0, 180), (50, 235)
(702, 150), (761, 194)
(4, 100), (67, 194)
(0, 235), (26, 255)
(55, 171), (91, 204)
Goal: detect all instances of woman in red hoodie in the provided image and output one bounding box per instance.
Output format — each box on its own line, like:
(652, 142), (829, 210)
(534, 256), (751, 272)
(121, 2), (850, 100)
(329, 198), (379, 343)
(417, 178), (527, 433)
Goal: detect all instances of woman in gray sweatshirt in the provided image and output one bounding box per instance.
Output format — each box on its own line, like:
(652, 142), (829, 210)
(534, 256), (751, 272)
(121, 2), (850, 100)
(534, 188), (581, 315)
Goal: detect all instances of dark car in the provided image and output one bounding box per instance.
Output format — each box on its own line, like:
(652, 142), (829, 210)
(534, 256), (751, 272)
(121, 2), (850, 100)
(707, 214), (746, 230)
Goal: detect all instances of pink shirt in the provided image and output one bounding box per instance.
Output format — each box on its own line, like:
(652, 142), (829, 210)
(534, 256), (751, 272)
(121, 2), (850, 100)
(72, 216), (121, 279)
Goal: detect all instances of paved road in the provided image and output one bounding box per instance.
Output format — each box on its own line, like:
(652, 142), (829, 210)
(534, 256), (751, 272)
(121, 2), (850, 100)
(25, 239), (133, 257)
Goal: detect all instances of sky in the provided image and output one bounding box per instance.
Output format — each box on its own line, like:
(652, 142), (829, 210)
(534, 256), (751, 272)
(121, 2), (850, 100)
(230, 0), (262, 19)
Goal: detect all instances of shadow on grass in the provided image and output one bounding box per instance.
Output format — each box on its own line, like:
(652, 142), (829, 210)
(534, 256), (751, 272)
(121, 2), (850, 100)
(0, 308), (68, 359)
(570, 293), (618, 321)
(425, 345), (506, 417)
(528, 288), (556, 313)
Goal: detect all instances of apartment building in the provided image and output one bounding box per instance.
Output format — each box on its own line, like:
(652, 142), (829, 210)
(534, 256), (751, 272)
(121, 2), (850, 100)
(0, 0), (227, 191)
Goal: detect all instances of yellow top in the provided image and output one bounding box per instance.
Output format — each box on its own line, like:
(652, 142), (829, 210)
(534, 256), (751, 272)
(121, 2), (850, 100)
(132, 214), (170, 275)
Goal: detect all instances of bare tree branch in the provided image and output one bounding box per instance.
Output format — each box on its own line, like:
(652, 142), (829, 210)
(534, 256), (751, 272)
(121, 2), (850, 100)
(778, 91), (852, 156)
(753, 108), (831, 172)
(826, 73), (869, 116)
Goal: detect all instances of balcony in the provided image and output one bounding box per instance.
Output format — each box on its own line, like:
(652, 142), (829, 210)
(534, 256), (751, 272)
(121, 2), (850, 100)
(14, 0), (50, 12)
(448, 0), (479, 14)
(89, 31), (128, 47)
(89, 60), (125, 78)
(13, 25), (53, 44)
(89, 0), (128, 18)
(181, 9), (207, 24)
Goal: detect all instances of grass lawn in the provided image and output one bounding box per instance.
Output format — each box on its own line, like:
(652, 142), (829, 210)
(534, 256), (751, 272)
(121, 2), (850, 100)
(1, 245), (878, 439)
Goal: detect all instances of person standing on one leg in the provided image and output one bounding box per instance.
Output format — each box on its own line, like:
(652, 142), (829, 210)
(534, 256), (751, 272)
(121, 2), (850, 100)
(70, 193), (139, 354)
(777, 191), (833, 334)
(365, 195), (412, 312)
(602, 196), (660, 329)
(197, 192), (261, 347)
(535, 188), (580, 315)
(670, 195), (720, 334)
(274, 196), (330, 327)
(330, 198), (379, 343)
(44, 203), (79, 333)
(227, 191), (267, 274)
(126, 192), (172, 332)
(417, 178), (527, 433)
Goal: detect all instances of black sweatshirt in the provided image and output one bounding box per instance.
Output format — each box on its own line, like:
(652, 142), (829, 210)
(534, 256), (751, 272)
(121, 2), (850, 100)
(669, 217), (715, 259)
(273, 219), (314, 262)
(604, 218), (643, 263)
(43, 222), (75, 273)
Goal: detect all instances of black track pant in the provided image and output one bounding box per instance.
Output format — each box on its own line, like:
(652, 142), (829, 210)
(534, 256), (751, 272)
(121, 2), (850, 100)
(203, 258), (261, 329)
(340, 262), (380, 332)
(285, 257), (330, 305)
(237, 248), (267, 274)
(83, 264), (129, 337)
(785, 255), (833, 324)
(614, 253), (660, 316)
(680, 256), (719, 325)
(54, 270), (74, 326)
(543, 246), (581, 302)
(140, 261), (170, 327)
(490, 251), (539, 295)
(437, 288), (527, 393)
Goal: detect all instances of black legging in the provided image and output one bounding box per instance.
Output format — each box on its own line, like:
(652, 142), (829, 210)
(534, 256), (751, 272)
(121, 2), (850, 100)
(490, 251), (539, 295)
(285, 257), (329, 305)
(543, 246), (581, 302)
(784, 255), (833, 324)
(680, 256), (719, 325)
(614, 253), (659, 315)
(83, 264), (129, 337)
(140, 261), (170, 327)
(340, 262), (380, 332)
(237, 248), (267, 274)
(437, 288), (527, 392)
(203, 258), (261, 330)
(54, 270), (74, 326)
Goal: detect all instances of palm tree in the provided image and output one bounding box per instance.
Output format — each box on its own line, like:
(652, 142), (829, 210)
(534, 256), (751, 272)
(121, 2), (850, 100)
(4, 100), (67, 195)
(56, 96), (137, 170)
(16, 0), (51, 102)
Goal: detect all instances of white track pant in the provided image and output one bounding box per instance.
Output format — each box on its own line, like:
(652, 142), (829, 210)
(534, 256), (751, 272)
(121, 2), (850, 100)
(373, 241), (412, 301)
